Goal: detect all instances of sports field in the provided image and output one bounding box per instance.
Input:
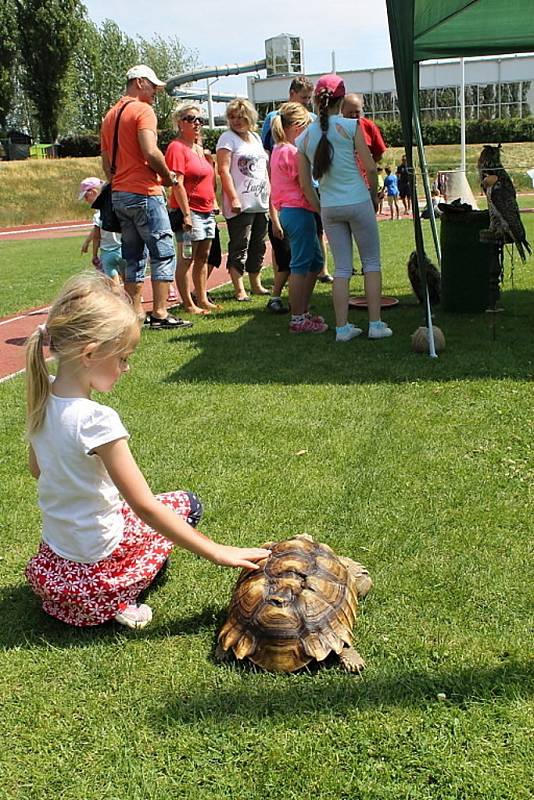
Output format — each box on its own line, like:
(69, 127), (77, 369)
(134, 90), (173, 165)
(0, 212), (532, 799)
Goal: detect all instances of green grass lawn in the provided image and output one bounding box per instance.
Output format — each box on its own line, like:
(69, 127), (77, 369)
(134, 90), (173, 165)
(0, 219), (532, 799)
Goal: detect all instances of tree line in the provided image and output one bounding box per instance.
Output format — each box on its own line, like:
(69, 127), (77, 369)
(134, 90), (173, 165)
(0, 0), (197, 142)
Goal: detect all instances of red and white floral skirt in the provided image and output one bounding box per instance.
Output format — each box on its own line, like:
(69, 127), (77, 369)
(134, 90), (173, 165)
(25, 490), (202, 627)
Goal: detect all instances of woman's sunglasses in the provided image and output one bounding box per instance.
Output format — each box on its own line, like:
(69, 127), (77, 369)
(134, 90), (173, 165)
(181, 115), (205, 125)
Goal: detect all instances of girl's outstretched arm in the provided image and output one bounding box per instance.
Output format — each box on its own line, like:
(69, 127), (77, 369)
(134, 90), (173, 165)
(95, 438), (270, 570)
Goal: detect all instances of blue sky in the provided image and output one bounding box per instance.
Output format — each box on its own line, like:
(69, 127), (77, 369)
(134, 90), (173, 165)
(83, 0), (393, 101)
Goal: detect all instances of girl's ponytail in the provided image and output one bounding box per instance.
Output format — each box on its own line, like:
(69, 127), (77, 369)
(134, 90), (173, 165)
(313, 91), (334, 180)
(270, 114), (286, 145)
(271, 102), (310, 146)
(26, 325), (51, 436)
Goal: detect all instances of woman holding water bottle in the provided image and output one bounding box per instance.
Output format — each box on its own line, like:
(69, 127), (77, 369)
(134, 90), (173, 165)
(165, 103), (220, 314)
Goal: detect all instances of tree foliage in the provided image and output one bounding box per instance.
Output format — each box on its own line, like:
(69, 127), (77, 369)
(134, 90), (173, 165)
(15, 0), (84, 141)
(0, 0), (18, 128)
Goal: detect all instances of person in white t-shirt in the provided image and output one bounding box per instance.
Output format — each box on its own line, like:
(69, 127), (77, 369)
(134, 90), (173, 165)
(24, 273), (270, 629)
(216, 98), (270, 301)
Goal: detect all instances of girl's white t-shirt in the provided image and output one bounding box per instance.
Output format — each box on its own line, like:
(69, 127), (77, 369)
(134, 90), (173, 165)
(216, 129), (269, 218)
(31, 395), (129, 563)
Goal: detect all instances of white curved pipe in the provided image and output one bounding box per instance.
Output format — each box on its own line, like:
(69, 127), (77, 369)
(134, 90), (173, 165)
(166, 60), (267, 94)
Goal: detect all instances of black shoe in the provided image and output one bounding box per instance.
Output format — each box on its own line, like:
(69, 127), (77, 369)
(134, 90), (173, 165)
(318, 274), (334, 284)
(148, 314), (193, 330)
(267, 297), (289, 314)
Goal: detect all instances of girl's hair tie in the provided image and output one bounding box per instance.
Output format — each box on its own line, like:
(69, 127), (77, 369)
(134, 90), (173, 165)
(38, 323), (48, 335)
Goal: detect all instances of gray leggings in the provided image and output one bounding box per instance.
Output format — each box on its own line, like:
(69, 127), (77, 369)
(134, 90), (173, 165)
(321, 200), (381, 279)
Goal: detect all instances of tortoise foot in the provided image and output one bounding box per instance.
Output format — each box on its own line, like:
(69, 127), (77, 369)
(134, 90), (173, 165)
(339, 646), (366, 674)
(214, 643), (234, 664)
(339, 557), (373, 598)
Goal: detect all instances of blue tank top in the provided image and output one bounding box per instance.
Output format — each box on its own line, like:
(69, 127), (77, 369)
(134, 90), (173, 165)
(296, 116), (369, 208)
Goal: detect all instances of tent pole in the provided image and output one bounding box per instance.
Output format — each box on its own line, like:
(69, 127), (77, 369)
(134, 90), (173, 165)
(412, 78), (438, 358)
(412, 90), (441, 264)
(460, 58), (466, 173)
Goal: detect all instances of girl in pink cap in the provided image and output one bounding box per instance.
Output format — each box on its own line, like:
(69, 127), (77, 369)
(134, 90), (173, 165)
(296, 74), (392, 341)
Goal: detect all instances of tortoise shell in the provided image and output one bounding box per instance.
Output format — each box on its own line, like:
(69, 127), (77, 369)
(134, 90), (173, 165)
(217, 535), (365, 672)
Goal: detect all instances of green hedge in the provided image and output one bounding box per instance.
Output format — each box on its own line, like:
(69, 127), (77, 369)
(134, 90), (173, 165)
(58, 132), (101, 157)
(57, 117), (533, 158)
(376, 117), (534, 147)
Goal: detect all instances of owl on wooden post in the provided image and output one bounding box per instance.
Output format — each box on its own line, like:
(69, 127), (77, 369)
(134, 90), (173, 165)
(477, 144), (531, 262)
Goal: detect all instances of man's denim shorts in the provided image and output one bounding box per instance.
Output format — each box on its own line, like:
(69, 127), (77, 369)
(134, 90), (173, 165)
(112, 192), (176, 283)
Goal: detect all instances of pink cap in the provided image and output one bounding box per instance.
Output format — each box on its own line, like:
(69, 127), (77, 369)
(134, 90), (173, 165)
(78, 177), (103, 200)
(314, 74), (346, 100)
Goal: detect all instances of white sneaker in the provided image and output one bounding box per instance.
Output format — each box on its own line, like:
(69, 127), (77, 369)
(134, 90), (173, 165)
(114, 603), (153, 629)
(368, 321), (393, 339)
(336, 324), (362, 342)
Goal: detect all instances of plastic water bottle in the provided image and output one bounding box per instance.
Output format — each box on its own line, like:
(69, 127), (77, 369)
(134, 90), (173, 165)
(182, 232), (193, 259)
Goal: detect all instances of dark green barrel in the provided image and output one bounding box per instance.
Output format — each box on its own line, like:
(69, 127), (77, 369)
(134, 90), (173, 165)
(440, 210), (491, 312)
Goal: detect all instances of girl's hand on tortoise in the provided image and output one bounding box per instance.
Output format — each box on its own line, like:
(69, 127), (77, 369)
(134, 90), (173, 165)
(213, 545), (271, 570)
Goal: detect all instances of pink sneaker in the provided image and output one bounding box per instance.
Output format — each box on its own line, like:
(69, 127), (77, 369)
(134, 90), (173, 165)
(289, 317), (328, 334)
(305, 312), (326, 324)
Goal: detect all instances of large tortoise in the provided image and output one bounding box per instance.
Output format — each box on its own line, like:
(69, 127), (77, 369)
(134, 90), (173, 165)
(216, 534), (372, 673)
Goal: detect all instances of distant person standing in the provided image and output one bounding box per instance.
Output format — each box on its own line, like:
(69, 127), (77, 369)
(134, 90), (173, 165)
(383, 167), (400, 220)
(396, 154), (411, 215)
(216, 98), (270, 301)
(100, 64), (191, 330)
(297, 74), (392, 342)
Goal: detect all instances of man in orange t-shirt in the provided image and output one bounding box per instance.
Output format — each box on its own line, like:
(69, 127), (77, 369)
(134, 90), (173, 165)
(101, 64), (192, 329)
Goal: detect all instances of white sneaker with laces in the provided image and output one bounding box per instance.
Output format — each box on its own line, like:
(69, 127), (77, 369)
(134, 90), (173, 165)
(368, 321), (393, 339)
(114, 603), (153, 630)
(336, 324), (363, 342)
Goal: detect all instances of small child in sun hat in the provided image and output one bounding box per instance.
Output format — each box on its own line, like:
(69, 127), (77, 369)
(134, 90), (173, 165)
(79, 177), (124, 286)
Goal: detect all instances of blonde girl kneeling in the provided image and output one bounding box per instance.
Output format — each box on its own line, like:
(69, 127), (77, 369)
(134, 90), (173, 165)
(24, 273), (269, 629)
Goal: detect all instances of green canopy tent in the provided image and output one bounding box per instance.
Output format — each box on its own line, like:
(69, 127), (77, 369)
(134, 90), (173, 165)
(385, 0), (534, 356)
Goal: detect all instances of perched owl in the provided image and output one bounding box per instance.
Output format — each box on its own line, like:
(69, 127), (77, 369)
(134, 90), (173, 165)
(477, 144), (531, 262)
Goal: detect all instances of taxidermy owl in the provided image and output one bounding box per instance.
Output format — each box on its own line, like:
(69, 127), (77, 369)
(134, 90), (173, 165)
(477, 144), (531, 262)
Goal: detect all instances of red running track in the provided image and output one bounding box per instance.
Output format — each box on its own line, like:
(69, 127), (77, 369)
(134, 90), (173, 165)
(0, 221), (267, 382)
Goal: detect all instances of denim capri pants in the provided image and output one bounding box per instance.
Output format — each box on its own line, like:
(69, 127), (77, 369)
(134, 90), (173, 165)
(321, 199), (381, 279)
(279, 207), (323, 275)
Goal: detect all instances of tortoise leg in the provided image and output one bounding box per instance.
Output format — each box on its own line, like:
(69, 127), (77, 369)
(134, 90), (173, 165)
(214, 643), (234, 664)
(339, 646), (366, 674)
(339, 557), (373, 599)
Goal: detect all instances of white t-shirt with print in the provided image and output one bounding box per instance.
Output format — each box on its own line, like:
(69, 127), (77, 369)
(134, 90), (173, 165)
(216, 129), (269, 218)
(31, 395), (129, 563)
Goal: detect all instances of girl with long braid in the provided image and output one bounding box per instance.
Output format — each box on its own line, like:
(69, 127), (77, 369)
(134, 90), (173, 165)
(297, 74), (392, 341)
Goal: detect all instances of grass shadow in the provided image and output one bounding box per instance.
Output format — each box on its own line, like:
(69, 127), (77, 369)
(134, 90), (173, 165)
(154, 659), (534, 724)
(0, 582), (223, 651)
(164, 288), (534, 386)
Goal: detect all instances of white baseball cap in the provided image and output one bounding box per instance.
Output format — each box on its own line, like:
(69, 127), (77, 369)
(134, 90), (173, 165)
(126, 64), (166, 88)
